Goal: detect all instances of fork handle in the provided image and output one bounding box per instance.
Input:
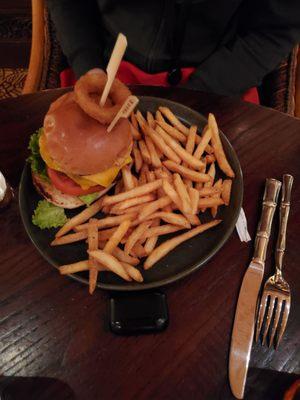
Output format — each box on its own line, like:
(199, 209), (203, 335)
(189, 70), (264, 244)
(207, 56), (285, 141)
(253, 178), (281, 264)
(275, 174), (293, 275)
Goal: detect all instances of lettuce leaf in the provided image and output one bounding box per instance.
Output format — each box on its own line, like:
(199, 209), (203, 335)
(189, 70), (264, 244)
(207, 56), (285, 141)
(32, 200), (68, 229)
(27, 128), (48, 181)
(78, 193), (99, 206)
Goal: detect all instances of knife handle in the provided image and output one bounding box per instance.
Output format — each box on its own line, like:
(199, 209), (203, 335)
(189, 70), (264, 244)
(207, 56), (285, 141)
(253, 178), (281, 264)
(275, 174), (293, 276)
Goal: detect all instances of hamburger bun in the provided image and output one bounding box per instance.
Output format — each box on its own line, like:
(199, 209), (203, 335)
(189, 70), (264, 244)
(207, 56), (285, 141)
(43, 92), (132, 175)
(32, 171), (113, 209)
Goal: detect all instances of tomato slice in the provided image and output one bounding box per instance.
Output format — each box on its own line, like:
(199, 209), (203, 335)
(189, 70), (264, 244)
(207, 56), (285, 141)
(47, 167), (103, 196)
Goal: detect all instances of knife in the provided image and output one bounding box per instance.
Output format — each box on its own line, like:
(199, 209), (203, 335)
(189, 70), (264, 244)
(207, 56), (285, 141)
(229, 178), (281, 399)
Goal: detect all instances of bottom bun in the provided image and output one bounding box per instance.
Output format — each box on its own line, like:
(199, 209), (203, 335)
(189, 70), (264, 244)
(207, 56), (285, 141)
(32, 172), (113, 209)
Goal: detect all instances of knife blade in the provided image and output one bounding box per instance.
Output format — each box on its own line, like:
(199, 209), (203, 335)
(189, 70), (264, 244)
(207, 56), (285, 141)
(229, 178), (281, 399)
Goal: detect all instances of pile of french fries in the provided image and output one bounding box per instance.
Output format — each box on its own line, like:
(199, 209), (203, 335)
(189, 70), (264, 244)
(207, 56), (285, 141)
(53, 106), (235, 294)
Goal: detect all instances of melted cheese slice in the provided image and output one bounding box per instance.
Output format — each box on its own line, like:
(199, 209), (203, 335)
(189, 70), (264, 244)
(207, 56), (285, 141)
(39, 134), (131, 189)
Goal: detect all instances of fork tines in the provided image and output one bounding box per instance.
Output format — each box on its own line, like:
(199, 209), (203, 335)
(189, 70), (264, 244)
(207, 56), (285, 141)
(255, 289), (290, 348)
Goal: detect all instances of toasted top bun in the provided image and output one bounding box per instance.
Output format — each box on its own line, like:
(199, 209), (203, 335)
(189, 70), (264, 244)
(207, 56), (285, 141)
(32, 171), (113, 209)
(43, 92), (132, 175)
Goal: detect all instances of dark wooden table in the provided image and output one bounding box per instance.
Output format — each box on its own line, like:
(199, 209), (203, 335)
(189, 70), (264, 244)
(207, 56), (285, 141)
(0, 86), (299, 400)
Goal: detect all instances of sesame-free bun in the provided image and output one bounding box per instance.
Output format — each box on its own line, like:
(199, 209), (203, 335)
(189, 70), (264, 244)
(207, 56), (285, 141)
(32, 171), (113, 209)
(43, 92), (132, 175)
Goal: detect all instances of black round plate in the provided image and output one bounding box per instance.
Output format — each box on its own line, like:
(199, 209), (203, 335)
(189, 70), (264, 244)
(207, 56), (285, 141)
(19, 96), (243, 291)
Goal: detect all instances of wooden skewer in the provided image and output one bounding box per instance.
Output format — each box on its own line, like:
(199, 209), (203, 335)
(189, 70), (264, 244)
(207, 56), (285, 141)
(107, 96), (139, 132)
(100, 33), (127, 107)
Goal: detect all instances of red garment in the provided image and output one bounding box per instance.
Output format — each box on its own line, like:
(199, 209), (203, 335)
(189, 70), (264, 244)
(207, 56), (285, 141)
(60, 60), (259, 104)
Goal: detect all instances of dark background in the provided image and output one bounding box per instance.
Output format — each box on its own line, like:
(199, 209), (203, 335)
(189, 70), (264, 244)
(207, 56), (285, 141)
(0, 0), (31, 69)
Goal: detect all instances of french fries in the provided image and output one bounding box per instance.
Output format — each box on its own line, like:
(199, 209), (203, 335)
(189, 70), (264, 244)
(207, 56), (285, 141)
(124, 221), (151, 255)
(183, 125), (197, 185)
(59, 260), (90, 274)
(183, 213), (201, 226)
(110, 203), (147, 215)
(56, 197), (103, 238)
(188, 187), (200, 215)
(135, 110), (147, 129)
(211, 179), (223, 218)
(185, 125), (197, 154)
(173, 173), (192, 213)
(205, 162), (216, 188)
(98, 227), (118, 242)
(144, 218), (160, 254)
(138, 196), (172, 220)
(145, 168), (156, 183)
(51, 231), (87, 246)
(103, 220), (131, 254)
(111, 246), (139, 266)
(144, 124), (181, 164)
(198, 197), (224, 208)
(138, 165), (147, 185)
(88, 219), (99, 294)
(146, 111), (155, 129)
(194, 128), (212, 159)
(155, 110), (164, 123)
(54, 105), (235, 294)
(138, 139), (152, 164)
(88, 250), (131, 281)
(154, 168), (172, 182)
(144, 220), (221, 269)
(156, 128), (204, 170)
(130, 124), (142, 141)
(102, 180), (162, 206)
(198, 187), (221, 197)
(130, 112), (142, 140)
(59, 260), (106, 275)
(145, 135), (161, 167)
(122, 262), (143, 282)
(110, 193), (155, 212)
(205, 154), (216, 164)
(222, 179), (232, 206)
(130, 111), (139, 129)
(162, 179), (184, 212)
(208, 113), (235, 178)
(163, 160), (210, 183)
(156, 121), (186, 143)
(122, 165), (135, 190)
(158, 106), (189, 135)
(75, 213), (136, 232)
(140, 224), (184, 241)
(130, 243), (148, 258)
(133, 142), (143, 173)
(146, 211), (191, 229)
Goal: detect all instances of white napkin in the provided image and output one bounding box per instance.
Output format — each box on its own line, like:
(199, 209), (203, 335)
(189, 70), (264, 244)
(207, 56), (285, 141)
(235, 207), (251, 242)
(0, 171), (7, 202)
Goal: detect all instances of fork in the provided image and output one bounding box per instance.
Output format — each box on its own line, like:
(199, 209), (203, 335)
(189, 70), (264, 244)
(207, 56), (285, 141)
(255, 174), (293, 348)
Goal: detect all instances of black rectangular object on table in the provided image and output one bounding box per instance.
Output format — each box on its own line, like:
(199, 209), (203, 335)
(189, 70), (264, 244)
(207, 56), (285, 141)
(109, 291), (168, 335)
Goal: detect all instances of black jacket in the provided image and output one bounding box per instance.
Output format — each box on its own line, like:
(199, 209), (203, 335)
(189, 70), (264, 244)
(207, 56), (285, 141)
(47, 0), (300, 96)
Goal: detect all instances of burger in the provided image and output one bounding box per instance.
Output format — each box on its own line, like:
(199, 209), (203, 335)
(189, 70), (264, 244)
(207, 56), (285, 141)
(28, 70), (133, 227)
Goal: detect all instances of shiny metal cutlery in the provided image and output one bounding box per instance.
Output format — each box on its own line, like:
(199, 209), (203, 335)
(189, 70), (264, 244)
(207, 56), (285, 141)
(229, 178), (281, 399)
(255, 174), (293, 348)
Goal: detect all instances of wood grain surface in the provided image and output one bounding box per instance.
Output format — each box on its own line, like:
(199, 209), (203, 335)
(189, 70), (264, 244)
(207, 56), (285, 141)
(0, 86), (299, 400)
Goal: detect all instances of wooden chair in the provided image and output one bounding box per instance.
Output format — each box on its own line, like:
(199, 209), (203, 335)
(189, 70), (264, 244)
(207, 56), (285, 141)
(23, 0), (300, 117)
(22, 0), (62, 94)
(0, 3), (31, 99)
(258, 46), (299, 116)
(295, 50), (300, 117)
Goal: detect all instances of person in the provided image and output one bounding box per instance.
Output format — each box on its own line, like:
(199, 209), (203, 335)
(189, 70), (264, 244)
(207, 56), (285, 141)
(47, 0), (300, 103)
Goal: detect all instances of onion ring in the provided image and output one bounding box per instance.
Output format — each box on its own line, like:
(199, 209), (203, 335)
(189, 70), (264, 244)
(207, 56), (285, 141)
(74, 69), (131, 124)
